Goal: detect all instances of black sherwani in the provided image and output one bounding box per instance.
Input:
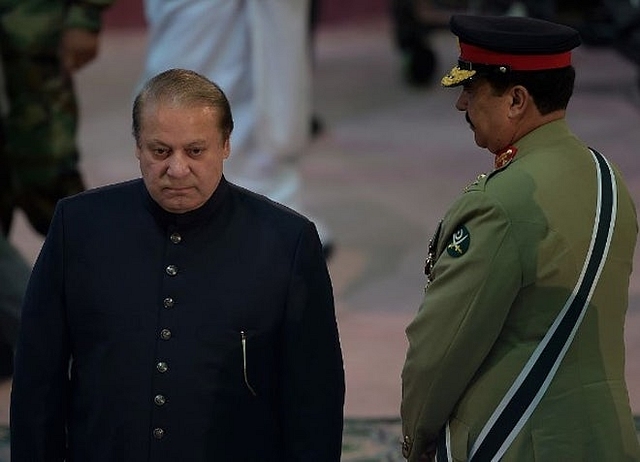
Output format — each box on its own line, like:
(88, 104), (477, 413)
(11, 177), (345, 461)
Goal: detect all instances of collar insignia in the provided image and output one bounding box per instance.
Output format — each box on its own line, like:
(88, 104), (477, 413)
(494, 146), (518, 169)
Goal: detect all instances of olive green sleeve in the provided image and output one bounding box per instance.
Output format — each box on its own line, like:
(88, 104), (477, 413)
(65, 0), (115, 32)
(400, 191), (522, 460)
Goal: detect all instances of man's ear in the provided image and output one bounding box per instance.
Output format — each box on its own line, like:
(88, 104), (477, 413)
(508, 85), (529, 116)
(135, 145), (141, 160)
(223, 138), (231, 159)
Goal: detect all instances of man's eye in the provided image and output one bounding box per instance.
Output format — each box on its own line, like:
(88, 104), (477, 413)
(188, 148), (204, 156)
(153, 148), (169, 156)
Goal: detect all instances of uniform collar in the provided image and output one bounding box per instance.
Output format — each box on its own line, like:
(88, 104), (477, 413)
(495, 119), (572, 168)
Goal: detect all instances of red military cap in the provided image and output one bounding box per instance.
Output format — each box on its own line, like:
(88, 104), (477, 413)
(441, 14), (581, 87)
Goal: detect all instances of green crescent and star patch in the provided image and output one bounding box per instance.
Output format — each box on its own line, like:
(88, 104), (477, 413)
(446, 225), (471, 257)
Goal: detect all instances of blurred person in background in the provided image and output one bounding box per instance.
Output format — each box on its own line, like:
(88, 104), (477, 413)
(0, 234), (29, 430)
(0, 60), (30, 429)
(141, 0), (335, 259)
(0, 0), (115, 236)
(471, 0), (557, 19)
(0, 0), (114, 429)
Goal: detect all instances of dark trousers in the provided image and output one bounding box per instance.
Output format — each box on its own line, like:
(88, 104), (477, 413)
(0, 230), (30, 378)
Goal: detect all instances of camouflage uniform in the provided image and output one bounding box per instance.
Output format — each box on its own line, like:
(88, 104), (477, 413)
(0, 0), (113, 236)
(0, 0), (113, 378)
(0, 103), (29, 379)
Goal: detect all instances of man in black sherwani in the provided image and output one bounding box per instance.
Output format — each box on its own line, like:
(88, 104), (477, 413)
(10, 68), (345, 461)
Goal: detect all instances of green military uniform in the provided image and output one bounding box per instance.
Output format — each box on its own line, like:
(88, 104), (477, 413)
(0, 0), (113, 236)
(0, 0), (113, 379)
(401, 119), (640, 461)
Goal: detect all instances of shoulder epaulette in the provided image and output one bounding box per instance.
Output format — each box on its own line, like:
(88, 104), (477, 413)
(464, 173), (488, 192)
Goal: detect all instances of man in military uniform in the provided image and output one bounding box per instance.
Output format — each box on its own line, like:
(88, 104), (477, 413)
(0, 0), (114, 236)
(0, 0), (113, 428)
(401, 14), (640, 461)
(0, 94), (30, 426)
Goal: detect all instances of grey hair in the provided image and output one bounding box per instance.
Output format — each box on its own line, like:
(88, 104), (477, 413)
(132, 68), (234, 145)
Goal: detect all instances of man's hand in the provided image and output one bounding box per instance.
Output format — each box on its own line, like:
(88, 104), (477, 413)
(60, 28), (100, 73)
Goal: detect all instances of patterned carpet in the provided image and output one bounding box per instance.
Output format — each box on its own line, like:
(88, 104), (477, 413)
(0, 417), (637, 461)
(342, 418), (405, 461)
(340, 416), (640, 461)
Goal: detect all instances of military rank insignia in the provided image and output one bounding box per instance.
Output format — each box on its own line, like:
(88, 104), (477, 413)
(446, 225), (470, 257)
(464, 173), (487, 192)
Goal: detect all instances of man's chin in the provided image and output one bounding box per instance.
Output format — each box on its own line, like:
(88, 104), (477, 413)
(163, 204), (197, 214)
(157, 195), (201, 214)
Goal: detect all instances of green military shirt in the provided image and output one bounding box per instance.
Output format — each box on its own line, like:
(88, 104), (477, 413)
(65, 0), (115, 32)
(401, 119), (640, 461)
(0, 0), (115, 235)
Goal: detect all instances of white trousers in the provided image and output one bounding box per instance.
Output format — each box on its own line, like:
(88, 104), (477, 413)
(142, 0), (312, 208)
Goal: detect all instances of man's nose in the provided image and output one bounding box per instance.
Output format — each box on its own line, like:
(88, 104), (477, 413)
(166, 152), (190, 177)
(455, 91), (468, 111)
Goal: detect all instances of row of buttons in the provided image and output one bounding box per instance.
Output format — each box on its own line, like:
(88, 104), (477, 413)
(152, 232), (182, 441)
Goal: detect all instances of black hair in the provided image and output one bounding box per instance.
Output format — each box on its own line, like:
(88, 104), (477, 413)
(484, 66), (576, 114)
